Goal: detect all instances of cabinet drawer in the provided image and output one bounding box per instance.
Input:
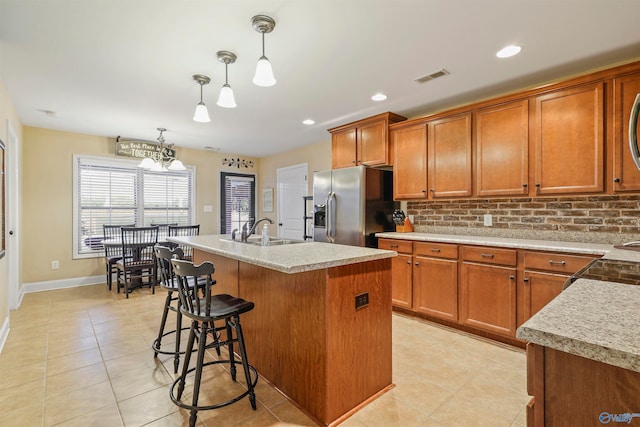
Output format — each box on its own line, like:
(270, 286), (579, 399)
(523, 251), (596, 274)
(414, 241), (458, 259)
(378, 238), (413, 254)
(461, 245), (516, 266)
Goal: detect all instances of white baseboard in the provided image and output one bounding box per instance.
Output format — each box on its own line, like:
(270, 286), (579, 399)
(0, 316), (9, 355)
(19, 275), (106, 301)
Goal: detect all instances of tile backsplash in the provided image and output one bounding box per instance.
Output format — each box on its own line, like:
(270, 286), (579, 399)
(406, 195), (640, 244)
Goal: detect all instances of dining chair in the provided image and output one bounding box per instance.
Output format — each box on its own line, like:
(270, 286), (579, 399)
(168, 225), (200, 261)
(103, 224), (135, 291)
(116, 226), (159, 298)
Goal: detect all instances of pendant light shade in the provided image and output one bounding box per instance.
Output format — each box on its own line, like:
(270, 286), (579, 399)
(216, 51), (238, 108)
(251, 15), (276, 87)
(167, 159), (186, 171)
(192, 74), (211, 122)
(138, 157), (156, 169)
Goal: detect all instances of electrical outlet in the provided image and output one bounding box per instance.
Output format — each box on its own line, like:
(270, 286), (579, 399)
(484, 214), (493, 227)
(51, 260), (59, 270)
(355, 292), (369, 310)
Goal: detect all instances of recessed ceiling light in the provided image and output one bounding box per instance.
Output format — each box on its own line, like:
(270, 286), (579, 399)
(496, 45), (521, 58)
(302, 119), (315, 125)
(371, 93), (387, 101)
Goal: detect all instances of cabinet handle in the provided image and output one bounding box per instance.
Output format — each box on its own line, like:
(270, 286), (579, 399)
(509, 275), (515, 280)
(430, 188), (435, 192)
(523, 277), (529, 283)
(415, 262), (420, 266)
(390, 244), (399, 248)
(481, 253), (494, 258)
(614, 178), (621, 183)
(422, 189), (427, 193)
(430, 248), (441, 253)
(352, 160), (357, 164)
(535, 183), (541, 187)
(549, 260), (566, 265)
(522, 183), (528, 188)
(406, 260), (411, 265)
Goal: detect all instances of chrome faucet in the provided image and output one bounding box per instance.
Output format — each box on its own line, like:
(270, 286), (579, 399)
(244, 217), (274, 240)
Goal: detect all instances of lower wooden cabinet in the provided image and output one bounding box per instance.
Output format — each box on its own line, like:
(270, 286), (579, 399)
(519, 250), (596, 326)
(460, 261), (517, 337)
(378, 238), (413, 308)
(380, 238), (600, 343)
(413, 242), (458, 322)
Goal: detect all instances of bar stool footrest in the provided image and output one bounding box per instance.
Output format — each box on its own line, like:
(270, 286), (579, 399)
(169, 359), (258, 412)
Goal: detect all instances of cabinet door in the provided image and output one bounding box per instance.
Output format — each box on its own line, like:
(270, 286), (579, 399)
(522, 271), (568, 323)
(460, 262), (516, 336)
(413, 256), (458, 322)
(533, 82), (604, 194)
(428, 113), (472, 198)
(391, 254), (413, 309)
(392, 123), (428, 199)
(613, 72), (640, 191)
(331, 128), (357, 169)
(475, 100), (529, 196)
(359, 119), (387, 167)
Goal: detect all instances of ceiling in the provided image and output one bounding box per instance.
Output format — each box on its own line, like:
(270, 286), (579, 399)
(2, 1), (640, 158)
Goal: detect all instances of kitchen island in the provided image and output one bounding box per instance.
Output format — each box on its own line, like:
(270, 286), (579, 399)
(516, 247), (640, 426)
(167, 234), (396, 426)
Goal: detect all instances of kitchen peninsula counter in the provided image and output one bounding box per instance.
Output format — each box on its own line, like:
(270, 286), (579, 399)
(168, 234), (395, 426)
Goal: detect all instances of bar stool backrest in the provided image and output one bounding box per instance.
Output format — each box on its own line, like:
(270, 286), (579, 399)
(171, 259), (215, 318)
(154, 245), (185, 290)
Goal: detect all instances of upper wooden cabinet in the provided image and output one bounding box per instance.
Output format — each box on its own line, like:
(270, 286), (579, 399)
(427, 113), (472, 198)
(475, 100), (529, 196)
(392, 123), (428, 199)
(329, 112), (406, 169)
(532, 82), (605, 195)
(613, 71), (640, 192)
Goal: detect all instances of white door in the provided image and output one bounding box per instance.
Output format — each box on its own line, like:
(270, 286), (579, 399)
(276, 163), (308, 240)
(6, 121), (20, 310)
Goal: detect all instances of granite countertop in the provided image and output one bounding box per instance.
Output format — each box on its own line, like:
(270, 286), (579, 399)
(377, 231), (640, 372)
(516, 278), (640, 373)
(168, 234), (395, 274)
(375, 231), (614, 256)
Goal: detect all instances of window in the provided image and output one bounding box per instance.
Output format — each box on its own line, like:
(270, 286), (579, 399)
(73, 155), (195, 258)
(220, 172), (256, 234)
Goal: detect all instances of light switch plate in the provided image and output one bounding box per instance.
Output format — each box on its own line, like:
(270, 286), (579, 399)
(484, 214), (493, 227)
(204, 205), (213, 213)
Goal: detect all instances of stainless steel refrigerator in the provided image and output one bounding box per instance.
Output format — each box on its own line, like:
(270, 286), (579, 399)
(312, 166), (397, 247)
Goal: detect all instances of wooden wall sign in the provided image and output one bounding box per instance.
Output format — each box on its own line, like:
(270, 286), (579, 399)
(115, 138), (176, 162)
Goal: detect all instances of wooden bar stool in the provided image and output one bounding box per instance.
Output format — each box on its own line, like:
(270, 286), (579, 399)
(153, 245), (215, 374)
(169, 258), (258, 427)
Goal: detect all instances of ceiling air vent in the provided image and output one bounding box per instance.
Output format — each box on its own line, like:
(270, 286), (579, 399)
(415, 68), (450, 84)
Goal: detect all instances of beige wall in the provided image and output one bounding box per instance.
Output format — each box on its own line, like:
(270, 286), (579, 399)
(21, 126), (258, 284)
(257, 140), (331, 234)
(0, 79), (23, 323)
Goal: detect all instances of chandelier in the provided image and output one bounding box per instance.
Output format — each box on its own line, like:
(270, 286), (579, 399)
(138, 128), (186, 172)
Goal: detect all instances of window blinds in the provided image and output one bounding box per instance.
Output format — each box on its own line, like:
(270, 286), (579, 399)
(75, 156), (194, 255)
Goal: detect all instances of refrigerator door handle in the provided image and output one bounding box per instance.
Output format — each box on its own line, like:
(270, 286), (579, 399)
(327, 192), (336, 243)
(324, 194), (331, 242)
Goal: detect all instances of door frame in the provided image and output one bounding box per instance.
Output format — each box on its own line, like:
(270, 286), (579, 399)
(7, 121), (20, 309)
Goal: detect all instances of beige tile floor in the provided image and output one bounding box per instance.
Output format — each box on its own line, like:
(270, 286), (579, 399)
(0, 284), (528, 427)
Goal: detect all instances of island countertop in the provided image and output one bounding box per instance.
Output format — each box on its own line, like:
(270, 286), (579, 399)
(167, 234), (396, 274)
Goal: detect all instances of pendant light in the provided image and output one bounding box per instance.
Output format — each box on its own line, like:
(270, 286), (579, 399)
(251, 15), (276, 87)
(137, 128), (186, 172)
(192, 74), (211, 122)
(216, 51), (238, 108)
